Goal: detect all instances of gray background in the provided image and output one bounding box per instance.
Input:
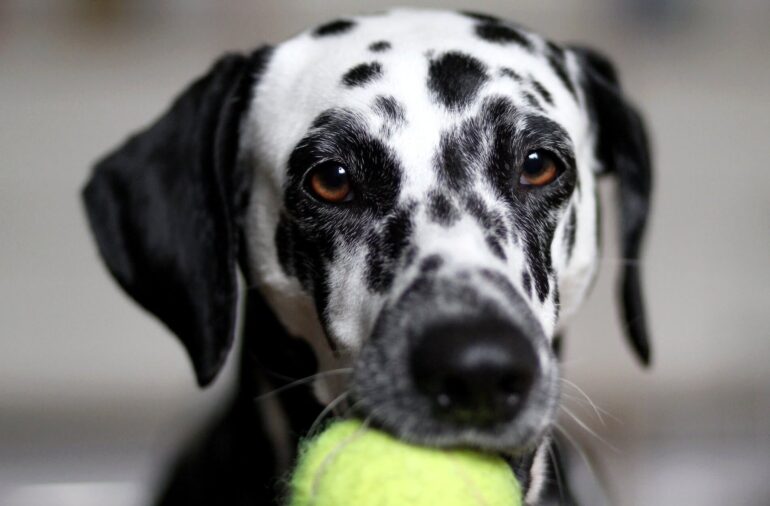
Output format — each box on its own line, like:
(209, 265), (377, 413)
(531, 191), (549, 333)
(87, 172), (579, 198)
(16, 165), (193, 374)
(1, 0), (768, 505)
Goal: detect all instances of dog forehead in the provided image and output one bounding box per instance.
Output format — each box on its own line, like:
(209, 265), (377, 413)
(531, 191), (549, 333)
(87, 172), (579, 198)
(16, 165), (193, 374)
(246, 8), (584, 187)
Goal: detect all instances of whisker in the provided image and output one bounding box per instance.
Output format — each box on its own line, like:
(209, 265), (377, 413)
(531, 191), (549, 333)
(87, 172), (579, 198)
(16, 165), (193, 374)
(546, 436), (567, 505)
(560, 378), (617, 426)
(554, 423), (597, 482)
(307, 390), (351, 438)
(253, 368), (353, 402)
(560, 405), (620, 454)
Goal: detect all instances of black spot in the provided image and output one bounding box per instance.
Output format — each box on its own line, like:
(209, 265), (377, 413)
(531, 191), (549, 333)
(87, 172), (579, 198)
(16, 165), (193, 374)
(420, 254), (443, 275)
(369, 40), (391, 52)
(314, 19), (356, 37)
(530, 79), (554, 105)
(565, 206), (578, 262)
(475, 23), (532, 50)
(548, 53), (577, 100)
(521, 271), (532, 298)
(465, 194), (508, 259)
(434, 122), (483, 191)
(342, 62), (383, 87)
(427, 192), (460, 227)
(486, 236), (507, 260)
(553, 285), (561, 318)
(546, 41), (565, 59)
(525, 238), (551, 303)
(460, 11), (501, 24)
(499, 67), (523, 82)
(366, 204), (415, 292)
(373, 95), (405, 126)
(428, 51), (488, 110)
(522, 91), (544, 111)
(465, 194), (506, 240)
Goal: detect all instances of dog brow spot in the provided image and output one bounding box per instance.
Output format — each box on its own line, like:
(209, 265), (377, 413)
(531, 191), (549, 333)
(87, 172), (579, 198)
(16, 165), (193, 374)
(530, 79), (554, 105)
(499, 67), (523, 82)
(373, 95), (405, 125)
(314, 19), (356, 37)
(475, 23), (533, 50)
(369, 40), (391, 52)
(523, 91), (544, 111)
(428, 51), (488, 110)
(342, 62), (383, 87)
(427, 192), (460, 227)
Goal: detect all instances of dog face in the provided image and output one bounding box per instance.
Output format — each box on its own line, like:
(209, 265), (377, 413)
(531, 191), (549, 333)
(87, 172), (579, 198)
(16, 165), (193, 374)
(83, 7), (652, 499)
(243, 10), (603, 450)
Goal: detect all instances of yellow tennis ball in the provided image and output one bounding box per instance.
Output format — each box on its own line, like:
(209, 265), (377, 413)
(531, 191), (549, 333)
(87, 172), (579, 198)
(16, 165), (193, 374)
(288, 419), (522, 506)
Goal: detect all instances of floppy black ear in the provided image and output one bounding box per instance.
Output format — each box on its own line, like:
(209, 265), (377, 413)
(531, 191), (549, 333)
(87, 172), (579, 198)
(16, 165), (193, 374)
(82, 48), (271, 386)
(571, 46), (654, 366)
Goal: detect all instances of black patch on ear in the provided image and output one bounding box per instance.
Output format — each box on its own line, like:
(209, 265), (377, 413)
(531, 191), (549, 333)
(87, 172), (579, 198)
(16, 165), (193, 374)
(369, 40), (391, 52)
(314, 19), (356, 37)
(530, 78), (554, 105)
(499, 67), (523, 82)
(82, 48), (272, 387)
(428, 51), (488, 110)
(572, 45), (654, 366)
(373, 95), (405, 127)
(460, 11), (501, 24)
(427, 192), (460, 227)
(366, 204), (416, 293)
(342, 62), (383, 87)
(475, 23), (533, 50)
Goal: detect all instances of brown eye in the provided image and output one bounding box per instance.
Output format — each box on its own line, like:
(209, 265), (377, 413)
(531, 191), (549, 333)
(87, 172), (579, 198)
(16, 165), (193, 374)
(307, 162), (353, 203)
(519, 150), (560, 187)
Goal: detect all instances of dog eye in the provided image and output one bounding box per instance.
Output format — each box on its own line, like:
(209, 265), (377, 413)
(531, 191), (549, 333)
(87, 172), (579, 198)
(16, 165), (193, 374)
(307, 162), (353, 203)
(519, 150), (561, 187)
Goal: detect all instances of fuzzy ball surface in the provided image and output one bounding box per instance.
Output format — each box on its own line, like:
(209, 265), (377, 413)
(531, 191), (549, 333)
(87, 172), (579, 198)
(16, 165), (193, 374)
(288, 419), (522, 506)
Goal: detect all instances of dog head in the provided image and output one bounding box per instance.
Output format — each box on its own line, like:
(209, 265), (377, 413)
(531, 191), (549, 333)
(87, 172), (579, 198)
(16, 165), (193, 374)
(83, 6), (652, 481)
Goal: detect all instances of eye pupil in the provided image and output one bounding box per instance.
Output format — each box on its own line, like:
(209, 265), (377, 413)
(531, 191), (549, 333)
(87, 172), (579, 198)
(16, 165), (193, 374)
(308, 162), (353, 203)
(519, 150), (560, 187)
(522, 152), (544, 175)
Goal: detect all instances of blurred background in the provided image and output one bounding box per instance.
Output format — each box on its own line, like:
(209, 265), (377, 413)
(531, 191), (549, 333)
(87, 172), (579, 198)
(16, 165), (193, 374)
(1, 0), (768, 505)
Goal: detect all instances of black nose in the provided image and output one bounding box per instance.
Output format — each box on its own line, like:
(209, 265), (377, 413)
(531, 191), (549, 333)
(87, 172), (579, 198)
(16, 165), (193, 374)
(410, 319), (540, 426)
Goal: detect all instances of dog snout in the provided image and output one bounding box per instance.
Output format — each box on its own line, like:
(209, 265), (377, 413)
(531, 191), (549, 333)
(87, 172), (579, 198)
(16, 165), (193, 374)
(410, 318), (540, 426)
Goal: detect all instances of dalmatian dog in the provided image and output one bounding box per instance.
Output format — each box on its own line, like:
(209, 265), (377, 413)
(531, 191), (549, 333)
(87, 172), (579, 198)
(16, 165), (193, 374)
(83, 8), (652, 505)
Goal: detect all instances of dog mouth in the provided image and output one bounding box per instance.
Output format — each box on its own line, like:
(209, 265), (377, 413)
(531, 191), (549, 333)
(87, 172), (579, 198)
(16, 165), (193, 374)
(346, 274), (560, 453)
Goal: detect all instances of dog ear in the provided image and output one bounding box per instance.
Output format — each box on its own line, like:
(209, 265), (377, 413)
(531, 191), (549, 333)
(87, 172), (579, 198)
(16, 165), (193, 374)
(571, 46), (654, 366)
(82, 48), (272, 386)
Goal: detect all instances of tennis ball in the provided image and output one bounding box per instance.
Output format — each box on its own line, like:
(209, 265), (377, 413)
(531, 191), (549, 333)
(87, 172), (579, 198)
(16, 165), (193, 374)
(288, 419), (522, 506)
